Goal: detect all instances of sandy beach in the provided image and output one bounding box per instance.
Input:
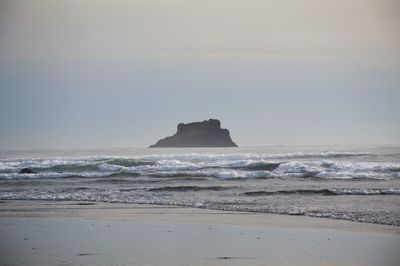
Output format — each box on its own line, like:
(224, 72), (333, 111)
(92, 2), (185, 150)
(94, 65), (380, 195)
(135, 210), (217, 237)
(0, 200), (399, 266)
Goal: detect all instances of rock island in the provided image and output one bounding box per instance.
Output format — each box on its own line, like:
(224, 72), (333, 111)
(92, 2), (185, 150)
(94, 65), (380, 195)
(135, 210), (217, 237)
(149, 119), (238, 148)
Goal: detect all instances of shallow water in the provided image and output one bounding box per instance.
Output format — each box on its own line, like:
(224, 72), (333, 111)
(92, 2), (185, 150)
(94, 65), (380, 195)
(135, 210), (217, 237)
(1, 145), (399, 225)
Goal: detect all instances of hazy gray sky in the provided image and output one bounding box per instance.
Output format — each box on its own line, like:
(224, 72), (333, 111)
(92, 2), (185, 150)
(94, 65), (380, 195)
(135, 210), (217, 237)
(0, 0), (399, 149)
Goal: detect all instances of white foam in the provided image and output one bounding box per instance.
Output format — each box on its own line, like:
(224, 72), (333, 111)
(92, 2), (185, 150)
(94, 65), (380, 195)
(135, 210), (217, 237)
(0, 151), (397, 180)
(98, 163), (124, 172)
(0, 171), (113, 179)
(332, 188), (400, 195)
(0, 158), (96, 171)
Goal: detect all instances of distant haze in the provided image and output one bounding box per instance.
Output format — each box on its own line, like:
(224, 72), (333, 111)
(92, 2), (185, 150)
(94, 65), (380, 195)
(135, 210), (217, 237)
(0, 0), (399, 149)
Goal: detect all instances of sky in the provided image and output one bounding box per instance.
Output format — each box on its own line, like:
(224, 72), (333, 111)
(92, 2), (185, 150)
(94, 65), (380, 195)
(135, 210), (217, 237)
(0, 0), (399, 149)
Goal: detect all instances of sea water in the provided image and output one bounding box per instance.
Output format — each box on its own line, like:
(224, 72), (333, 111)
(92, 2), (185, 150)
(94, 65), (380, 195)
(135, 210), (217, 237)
(0, 145), (399, 225)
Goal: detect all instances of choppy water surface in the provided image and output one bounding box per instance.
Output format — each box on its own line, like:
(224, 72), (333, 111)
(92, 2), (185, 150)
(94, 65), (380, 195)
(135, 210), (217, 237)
(1, 146), (399, 225)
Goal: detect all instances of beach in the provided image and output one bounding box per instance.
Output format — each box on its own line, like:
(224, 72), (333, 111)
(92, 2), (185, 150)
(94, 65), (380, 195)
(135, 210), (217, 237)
(1, 200), (399, 266)
(1, 146), (399, 265)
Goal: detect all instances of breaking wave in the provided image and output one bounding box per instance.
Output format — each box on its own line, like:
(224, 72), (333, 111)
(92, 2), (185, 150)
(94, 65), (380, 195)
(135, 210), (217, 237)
(1, 147), (399, 226)
(147, 185), (233, 192)
(240, 188), (400, 196)
(0, 152), (398, 180)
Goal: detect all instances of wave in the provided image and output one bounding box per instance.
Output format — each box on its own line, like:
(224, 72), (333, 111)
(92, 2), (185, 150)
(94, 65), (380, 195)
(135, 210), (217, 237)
(235, 162), (280, 171)
(1, 191), (398, 226)
(0, 163), (398, 180)
(0, 151), (398, 180)
(241, 189), (336, 196)
(0, 171), (139, 180)
(240, 188), (400, 196)
(146, 169), (276, 179)
(0, 159), (97, 172)
(147, 185), (233, 192)
(105, 158), (155, 167)
(0, 158), (154, 172)
(273, 161), (400, 180)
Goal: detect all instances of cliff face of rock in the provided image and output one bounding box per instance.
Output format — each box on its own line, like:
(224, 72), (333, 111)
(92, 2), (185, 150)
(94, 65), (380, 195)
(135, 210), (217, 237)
(149, 119), (238, 148)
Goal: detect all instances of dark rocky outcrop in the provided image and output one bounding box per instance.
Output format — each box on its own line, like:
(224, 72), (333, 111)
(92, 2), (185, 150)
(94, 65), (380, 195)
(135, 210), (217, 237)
(18, 168), (36, 174)
(149, 119), (238, 148)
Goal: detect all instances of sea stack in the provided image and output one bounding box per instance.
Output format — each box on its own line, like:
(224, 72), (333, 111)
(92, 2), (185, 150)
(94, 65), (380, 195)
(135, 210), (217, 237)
(149, 119), (238, 148)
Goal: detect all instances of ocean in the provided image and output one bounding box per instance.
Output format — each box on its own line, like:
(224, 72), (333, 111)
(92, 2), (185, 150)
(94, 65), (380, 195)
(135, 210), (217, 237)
(0, 145), (399, 225)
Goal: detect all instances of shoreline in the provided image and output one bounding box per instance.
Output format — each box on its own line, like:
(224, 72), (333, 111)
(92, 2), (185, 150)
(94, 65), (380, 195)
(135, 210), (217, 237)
(1, 200), (400, 266)
(0, 199), (399, 233)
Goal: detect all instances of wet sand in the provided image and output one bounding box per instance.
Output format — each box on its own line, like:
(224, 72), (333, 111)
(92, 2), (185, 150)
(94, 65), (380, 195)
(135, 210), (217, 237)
(0, 200), (399, 266)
